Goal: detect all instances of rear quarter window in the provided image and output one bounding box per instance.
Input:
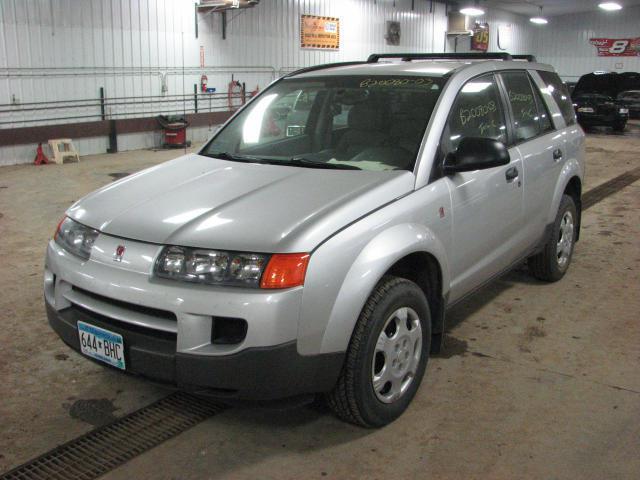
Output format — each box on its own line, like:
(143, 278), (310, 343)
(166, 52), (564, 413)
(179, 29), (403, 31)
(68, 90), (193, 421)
(538, 70), (576, 127)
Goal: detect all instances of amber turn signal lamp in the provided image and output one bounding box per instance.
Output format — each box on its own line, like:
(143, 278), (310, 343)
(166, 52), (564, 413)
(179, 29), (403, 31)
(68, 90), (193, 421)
(54, 216), (66, 240)
(260, 253), (310, 289)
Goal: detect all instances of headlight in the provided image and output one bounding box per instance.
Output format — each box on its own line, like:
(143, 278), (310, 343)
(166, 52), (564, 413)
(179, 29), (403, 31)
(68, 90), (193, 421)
(155, 246), (269, 287)
(155, 246), (310, 289)
(54, 216), (99, 261)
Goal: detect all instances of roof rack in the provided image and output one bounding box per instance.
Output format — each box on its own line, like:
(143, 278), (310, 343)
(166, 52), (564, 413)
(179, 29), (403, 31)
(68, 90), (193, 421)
(512, 54), (537, 62)
(285, 61), (367, 78)
(284, 52), (532, 79)
(367, 52), (513, 63)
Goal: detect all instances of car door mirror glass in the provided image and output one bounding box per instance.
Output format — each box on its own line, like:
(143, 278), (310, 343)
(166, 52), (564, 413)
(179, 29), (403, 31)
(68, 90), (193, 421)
(443, 137), (510, 173)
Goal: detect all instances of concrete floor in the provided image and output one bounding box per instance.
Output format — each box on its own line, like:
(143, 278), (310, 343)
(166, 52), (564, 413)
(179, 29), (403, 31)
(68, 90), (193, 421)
(1, 124), (639, 479)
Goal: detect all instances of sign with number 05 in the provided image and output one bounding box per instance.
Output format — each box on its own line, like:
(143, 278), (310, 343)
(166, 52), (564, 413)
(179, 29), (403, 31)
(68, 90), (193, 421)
(589, 37), (640, 57)
(471, 23), (489, 52)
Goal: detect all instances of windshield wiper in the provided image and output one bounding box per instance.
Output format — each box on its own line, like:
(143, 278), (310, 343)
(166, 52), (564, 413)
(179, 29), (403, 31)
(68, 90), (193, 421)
(284, 156), (361, 170)
(202, 151), (267, 164)
(203, 152), (360, 170)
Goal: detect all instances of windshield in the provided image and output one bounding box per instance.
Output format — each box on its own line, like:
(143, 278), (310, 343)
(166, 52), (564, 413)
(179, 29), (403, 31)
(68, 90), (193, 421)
(619, 91), (640, 100)
(202, 75), (446, 172)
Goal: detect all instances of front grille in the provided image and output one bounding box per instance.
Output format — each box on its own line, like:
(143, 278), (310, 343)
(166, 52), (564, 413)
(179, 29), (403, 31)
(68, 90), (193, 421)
(69, 304), (177, 342)
(72, 286), (176, 322)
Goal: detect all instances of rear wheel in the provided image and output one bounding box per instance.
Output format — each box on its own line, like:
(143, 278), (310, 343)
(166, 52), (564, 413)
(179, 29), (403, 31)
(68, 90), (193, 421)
(326, 275), (431, 428)
(528, 194), (577, 282)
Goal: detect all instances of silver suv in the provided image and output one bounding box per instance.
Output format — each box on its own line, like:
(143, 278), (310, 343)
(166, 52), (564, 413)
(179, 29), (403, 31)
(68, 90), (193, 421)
(45, 53), (585, 427)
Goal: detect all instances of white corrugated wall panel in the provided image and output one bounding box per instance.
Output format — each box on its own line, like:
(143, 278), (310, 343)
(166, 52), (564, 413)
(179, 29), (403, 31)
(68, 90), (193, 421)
(1, 0), (451, 109)
(451, 7), (536, 55)
(0, 0), (450, 165)
(197, 0), (450, 83)
(532, 6), (640, 81)
(1, 0), (540, 165)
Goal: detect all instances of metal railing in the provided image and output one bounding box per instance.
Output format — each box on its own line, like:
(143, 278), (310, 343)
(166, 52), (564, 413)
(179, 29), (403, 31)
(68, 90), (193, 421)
(0, 89), (253, 127)
(0, 65), (274, 128)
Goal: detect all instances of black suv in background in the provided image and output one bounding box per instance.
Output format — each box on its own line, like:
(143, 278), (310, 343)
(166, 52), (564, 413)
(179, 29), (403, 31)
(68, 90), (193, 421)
(573, 92), (628, 132)
(573, 71), (640, 98)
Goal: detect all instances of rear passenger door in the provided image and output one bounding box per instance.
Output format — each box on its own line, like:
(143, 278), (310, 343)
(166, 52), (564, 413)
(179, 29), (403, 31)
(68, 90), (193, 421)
(499, 70), (561, 247)
(440, 73), (525, 302)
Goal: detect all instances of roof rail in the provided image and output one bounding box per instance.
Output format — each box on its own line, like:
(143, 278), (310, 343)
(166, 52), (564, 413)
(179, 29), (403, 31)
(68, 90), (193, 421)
(367, 52), (513, 63)
(285, 61), (367, 78)
(512, 54), (537, 62)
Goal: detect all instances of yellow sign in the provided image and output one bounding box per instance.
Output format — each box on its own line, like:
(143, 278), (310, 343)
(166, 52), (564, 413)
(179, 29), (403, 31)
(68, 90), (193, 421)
(301, 15), (340, 50)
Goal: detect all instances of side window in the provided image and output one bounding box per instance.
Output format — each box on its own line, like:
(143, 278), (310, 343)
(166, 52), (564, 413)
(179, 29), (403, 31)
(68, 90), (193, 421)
(501, 71), (540, 142)
(441, 74), (507, 156)
(538, 70), (576, 127)
(332, 104), (353, 130)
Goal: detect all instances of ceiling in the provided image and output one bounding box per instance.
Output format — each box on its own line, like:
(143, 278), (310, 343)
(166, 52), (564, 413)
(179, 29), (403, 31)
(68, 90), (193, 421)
(482, 0), (640, 17)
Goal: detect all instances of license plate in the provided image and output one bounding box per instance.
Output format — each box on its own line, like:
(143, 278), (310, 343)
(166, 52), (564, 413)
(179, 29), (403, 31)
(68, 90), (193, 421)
(577, 107), (594, 113)
(77, 321), (126, 370)
(619, 108), (629, 114)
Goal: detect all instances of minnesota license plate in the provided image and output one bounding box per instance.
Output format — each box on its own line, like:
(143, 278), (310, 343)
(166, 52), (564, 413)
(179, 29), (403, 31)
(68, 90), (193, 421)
(77, 321), (126, 370)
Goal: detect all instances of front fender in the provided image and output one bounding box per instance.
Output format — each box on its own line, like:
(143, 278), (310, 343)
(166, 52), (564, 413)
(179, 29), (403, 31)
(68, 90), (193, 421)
(297, 221), (450, 356)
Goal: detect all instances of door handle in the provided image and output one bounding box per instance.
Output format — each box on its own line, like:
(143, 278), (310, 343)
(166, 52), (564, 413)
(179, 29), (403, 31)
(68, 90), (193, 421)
(553, 148), (563, 161)
(505, 166), (519, 182)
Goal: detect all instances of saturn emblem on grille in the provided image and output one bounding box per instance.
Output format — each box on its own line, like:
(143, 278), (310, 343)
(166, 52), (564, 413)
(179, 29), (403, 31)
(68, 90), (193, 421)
(114, 245), (126, 262)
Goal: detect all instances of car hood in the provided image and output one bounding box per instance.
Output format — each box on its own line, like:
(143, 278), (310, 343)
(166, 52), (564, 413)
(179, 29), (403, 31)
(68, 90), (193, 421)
(67, 154), (414, 252)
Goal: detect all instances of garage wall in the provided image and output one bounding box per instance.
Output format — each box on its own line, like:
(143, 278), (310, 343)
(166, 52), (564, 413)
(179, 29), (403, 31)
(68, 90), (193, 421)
(0, 0), (538, 166)
(0, 0), (206, 165)
(0, 0), (448, 165)
(450, 7), (536, 56)
(0, 0), (451, 112)
(199, 0), (449, 75)
(533, 6), (640, 81)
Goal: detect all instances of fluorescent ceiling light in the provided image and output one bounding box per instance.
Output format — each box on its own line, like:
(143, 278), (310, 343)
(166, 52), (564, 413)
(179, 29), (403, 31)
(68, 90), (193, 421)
(460, 7), (485, 16)
(530, 16), (548, 24)
(598, 2), (623, 10)
(530, 6), (548, 25)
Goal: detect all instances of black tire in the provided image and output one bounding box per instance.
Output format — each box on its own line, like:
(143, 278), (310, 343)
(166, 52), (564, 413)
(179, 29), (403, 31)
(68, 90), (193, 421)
(528, 194), (577, 282)
(613, 121), (626, 132)
(325, 275), (431, 428)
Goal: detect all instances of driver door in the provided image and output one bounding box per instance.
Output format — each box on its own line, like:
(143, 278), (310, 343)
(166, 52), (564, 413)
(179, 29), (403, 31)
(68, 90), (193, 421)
(441, 73), (525, 302)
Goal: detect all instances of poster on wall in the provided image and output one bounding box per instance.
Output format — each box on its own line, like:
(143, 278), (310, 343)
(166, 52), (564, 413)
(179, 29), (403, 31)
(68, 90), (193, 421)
(300, 15), (340, 50)
(471, 23), (489, 52)
(589, 37), (640, 56)
(385, 21), (401, 46)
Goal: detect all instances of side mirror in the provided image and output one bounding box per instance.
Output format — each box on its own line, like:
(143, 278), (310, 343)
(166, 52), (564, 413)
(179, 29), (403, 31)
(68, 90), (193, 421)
(443, 137), (510, 174)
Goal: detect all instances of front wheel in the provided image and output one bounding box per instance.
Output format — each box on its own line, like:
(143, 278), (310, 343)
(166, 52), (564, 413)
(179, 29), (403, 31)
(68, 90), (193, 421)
(326, 276), (431, 428)
(613, 120), (626, 132)
(528, 194), (578, 282)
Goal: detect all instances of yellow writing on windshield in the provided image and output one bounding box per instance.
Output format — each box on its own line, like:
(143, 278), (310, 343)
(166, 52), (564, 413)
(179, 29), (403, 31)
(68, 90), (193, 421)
(359, 78), (434, 88)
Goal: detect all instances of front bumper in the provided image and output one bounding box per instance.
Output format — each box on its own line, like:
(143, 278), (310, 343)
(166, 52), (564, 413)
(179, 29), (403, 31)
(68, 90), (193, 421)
(47, 301), (344, 400)
(45, 236), (344, 400)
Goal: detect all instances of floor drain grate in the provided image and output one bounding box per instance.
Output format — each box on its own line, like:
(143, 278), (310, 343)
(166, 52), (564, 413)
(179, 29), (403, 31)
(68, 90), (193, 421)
(583, 166), (640, 210)
(0, 392), (225, 480)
